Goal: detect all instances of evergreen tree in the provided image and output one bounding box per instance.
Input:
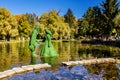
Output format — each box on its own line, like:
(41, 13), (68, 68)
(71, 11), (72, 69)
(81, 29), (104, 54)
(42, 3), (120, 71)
(64, 8), (76, 27)
(101, 0), (119, 36)
(78, 19), (89, 37)
(81, 6), (102, 37)
(113, 12), (120, 35)
(82, 7), (94, 37)
(64, 8), (77, 39)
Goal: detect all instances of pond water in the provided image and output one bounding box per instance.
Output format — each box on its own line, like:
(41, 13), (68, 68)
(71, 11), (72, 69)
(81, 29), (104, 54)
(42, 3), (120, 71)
(0, 40), (120, 79)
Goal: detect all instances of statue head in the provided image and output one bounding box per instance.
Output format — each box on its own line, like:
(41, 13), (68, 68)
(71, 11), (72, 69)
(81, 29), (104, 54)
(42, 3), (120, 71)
(45, 29), (52, 35)
(35, 26), (40, 32)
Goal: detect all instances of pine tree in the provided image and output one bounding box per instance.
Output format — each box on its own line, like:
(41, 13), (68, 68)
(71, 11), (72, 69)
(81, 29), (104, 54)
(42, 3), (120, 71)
(64, 8), (77, 39)
(101, 0), (119, 36)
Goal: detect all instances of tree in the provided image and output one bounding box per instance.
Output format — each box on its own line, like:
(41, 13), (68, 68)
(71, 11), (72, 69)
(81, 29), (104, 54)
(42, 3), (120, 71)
(101, 0), (119, 36)
(64, 8), (77, 39)
(8, 15), (19, 39)
(78, 19), (89, 37)
(64, 8), (76, 27)
(82, 7), (94, 37)
(113, 12), (120, 36)
(26, 13), (38, 28)
(81, 6), (102, 37)
(0, 8), (18, 41)
(38, 12), (49, 38)
(15, 14), (31, 39)
(39, 10), (70, 40)
(91, 6), (103, 37)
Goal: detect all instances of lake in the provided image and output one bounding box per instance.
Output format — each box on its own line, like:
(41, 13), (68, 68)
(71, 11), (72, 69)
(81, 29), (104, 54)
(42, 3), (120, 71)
(0, 40), (120, 79)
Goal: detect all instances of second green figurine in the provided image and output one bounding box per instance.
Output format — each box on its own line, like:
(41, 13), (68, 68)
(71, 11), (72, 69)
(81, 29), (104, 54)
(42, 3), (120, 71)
(40, 29), (58, 57)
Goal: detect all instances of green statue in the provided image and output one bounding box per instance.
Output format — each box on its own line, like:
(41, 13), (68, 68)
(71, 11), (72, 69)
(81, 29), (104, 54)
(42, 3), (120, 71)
(29, 26), (40, 64)
(40, 29), (58, 57)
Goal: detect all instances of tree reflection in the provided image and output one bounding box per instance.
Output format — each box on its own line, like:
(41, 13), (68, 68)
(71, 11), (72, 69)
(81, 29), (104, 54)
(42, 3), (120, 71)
(0, 41), (30, 71)
(0, 41), (120, 79)
(40, 57), (57, 65)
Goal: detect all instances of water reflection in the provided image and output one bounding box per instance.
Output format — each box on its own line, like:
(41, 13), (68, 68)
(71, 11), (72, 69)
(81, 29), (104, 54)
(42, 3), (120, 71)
(85, 63), (120, 80)
(0, 41), (31, 71)
(78, 48), (111, 59)
(40, 57), (57, 65)
(77, 44), (120, 59)
(117, 72), (120, 80)
(0, 41), (120, 79)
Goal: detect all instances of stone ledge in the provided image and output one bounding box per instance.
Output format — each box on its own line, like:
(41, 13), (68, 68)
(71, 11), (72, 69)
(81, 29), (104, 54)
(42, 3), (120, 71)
(0, 63), (51, 80)
(62, 58), (116, 66)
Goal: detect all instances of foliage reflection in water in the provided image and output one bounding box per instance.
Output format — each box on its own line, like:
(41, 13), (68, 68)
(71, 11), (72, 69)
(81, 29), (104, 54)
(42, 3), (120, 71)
(6, 65), (104, 80)
(0, 41), (120, 79)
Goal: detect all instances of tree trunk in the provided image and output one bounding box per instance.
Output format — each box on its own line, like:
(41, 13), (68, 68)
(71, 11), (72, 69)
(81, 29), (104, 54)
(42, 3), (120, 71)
(6, 34), (10, 41)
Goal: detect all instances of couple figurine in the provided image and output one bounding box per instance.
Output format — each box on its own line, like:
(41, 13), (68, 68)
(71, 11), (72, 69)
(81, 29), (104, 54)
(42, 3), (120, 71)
(29, 25), (58, 61)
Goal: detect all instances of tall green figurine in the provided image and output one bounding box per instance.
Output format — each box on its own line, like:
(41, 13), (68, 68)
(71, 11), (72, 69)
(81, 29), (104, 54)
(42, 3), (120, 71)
(29, 26), (40, 59)
(40, 29), (58, 57)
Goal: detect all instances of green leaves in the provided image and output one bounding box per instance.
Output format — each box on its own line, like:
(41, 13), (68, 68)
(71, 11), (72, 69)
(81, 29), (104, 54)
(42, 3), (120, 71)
(64, 8), (77, 39)
(78, 0), (120, 37)
(101, 0), (119, 36)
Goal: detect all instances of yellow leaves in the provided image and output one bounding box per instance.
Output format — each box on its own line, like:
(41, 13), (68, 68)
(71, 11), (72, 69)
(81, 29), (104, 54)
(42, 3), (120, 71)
(0, 15), (4, 20)
(8, 15), (18, 28)
(15, 14), (27, 23)
(1, 30), (6, 35)
(38, 10), (71, 39)
(53, 32), (58, 40)
(112, 29), (116, 33)
(3, 21), (11, 31)
(16, 14), (31, 37)
(49, 10), (58, 17)
(113, 12), (120, 27)
(48, 16), (55, 24)
(39, 12), (48, 25)
(0, 8), (19, 39)
(0, 21), (11, 35)
(10, 29), (19, 37)
(40, 24), (45, 31)
(0, 8), (11, 17)
(15, 15), (22, 21)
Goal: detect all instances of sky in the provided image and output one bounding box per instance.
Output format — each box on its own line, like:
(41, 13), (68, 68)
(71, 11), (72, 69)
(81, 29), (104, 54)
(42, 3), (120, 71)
(0, 0), (119, 19)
